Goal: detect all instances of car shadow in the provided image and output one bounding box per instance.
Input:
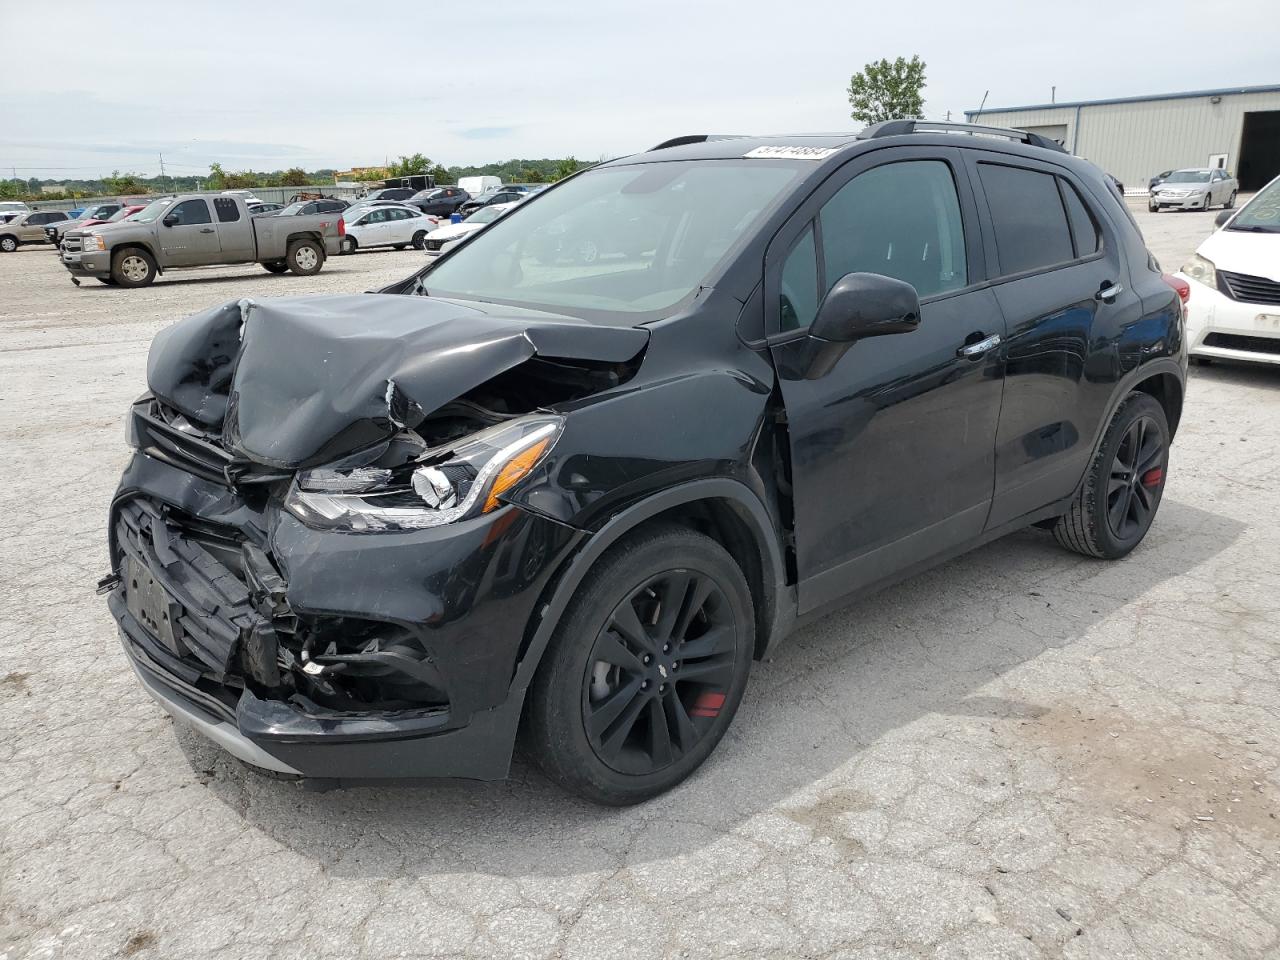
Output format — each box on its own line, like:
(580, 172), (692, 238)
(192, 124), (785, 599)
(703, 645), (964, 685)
(178, 497), (1243, 878)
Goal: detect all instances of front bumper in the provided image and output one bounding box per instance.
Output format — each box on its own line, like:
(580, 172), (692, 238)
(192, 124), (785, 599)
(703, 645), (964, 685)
(106, 443), (583, 780)
(1151, 192), (1210, 209)
(1179, 272), (1280, 364)
(61, 249), (111, 277)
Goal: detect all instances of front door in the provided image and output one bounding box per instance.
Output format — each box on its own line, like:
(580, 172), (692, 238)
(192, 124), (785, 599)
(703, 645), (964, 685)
(158, 198), (221, 265)
(766, 148), (1005, 614)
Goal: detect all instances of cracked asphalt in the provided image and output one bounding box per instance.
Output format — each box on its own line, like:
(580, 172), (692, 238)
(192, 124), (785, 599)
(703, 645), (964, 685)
(2, 205), (1278, 960)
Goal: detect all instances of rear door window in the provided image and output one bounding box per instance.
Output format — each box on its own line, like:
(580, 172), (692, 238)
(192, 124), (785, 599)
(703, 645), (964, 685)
(977, 163), (1074, 275)
(213, 197), (240, 222)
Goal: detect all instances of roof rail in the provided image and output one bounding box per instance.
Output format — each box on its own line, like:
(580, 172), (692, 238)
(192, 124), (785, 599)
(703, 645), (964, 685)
(648, 134), (743, 151)
(856, 119), (1068, 153)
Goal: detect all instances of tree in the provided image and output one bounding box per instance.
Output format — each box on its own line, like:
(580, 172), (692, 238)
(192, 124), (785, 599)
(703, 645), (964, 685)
(104, 170), (147, 195)
(554, 156), (584, 181)
(280, 167), (311, 187)
(523, 168), (546, 183)
(429, 163), (451, 185)
(387, 153), (431, 177)
(847, 55), (926, 124)
(206, 163), (227, 190)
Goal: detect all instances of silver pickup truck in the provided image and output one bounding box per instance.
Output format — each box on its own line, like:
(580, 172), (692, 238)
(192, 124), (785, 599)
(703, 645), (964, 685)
(60, 193), (342, 287)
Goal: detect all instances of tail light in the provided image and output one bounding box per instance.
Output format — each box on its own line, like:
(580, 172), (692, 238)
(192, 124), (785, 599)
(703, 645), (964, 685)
(1162, 273), (1190, 304)
(337, 217), (346, 236)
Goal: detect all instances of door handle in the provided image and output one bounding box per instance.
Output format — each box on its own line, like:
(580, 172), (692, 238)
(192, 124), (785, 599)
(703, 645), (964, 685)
(1096, 282), (1123, 302)
(957, 333), (1001, 359)
(199, 227), (215, 234)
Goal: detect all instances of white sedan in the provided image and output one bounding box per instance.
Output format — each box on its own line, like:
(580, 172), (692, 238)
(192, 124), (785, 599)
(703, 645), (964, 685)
(339, 204), (438, 254)
(1177, 173), (1280, 365)
(422, 202), (518, 258)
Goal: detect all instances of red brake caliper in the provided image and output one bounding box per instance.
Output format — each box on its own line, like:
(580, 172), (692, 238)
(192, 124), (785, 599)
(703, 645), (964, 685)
(1141, 467), (1164, 487)
(690, 691), (726, 719)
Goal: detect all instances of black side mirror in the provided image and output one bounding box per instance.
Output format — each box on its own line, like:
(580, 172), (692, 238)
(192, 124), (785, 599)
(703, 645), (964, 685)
(162, 213), (179, 227)
(1215, 209), (1235, 228)
(804, 272), (921, 379)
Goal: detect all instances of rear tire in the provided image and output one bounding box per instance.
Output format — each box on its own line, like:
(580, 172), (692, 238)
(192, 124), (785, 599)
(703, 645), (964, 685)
(262, 260), (288, 274)
(526, 525), (754, 805)
(286, 239), (323, 275)
(0, 235), (17, 253)
(110, 247), (157, 287)
(411, 231), (428, 250)
(339, 236), (357, 256)
(1052, 392), (1169, 560)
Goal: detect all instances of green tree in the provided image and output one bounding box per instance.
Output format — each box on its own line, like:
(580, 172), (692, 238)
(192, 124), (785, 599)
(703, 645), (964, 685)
(522, 168), (546, 183)
(103, 170), (147, 195)
(429, 163), (451, 185)
(554, 156), (583, 180)
(206, 163), (227, 190)
(387, 153), (432, 177)
(846, 55), (926, 124)
(280, 167), (311, 186)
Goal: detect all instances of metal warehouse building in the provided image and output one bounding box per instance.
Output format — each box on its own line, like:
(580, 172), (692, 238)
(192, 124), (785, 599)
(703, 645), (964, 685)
(965, 84), (1280, 192)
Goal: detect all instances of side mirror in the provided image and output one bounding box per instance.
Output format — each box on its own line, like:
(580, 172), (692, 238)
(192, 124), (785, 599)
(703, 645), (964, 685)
(162, 213), (179, 227)
(1215, 209), (1235, 228)
(804, 272), (921, 379)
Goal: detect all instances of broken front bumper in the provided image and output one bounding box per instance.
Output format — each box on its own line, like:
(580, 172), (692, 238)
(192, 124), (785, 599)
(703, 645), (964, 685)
(105, 447), (582, 781)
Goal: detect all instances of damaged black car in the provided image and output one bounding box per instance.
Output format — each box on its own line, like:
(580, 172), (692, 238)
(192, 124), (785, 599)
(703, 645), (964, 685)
(103, 122), (1186, 805)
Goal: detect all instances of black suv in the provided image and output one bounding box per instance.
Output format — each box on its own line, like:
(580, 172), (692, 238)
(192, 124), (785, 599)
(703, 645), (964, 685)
(407, 186), (470, 217)
(103, 122), (1186, 804)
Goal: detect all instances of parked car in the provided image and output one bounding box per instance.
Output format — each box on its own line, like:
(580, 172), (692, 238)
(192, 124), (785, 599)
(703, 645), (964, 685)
(457, 175), (502, 197)
(1148, 168), (1238, 212)
(60, 193), (342, 286)
(339, 203), (436, 253)
(362, 187), (416, 203)
(0, 210), (70, 251)
(406, 186), (470, 217)
(248, 202), (285, 216)
(275, 198), (348, 217)
(1177, 172), (1280, 365)
(46, 202), (124, 245)
(1148, 169), (1173, 191)
(102, 121), (1185, 804)
(421, 201), (517, 256)
(0, 200), (32, 218)
(458, 187), (532, 216)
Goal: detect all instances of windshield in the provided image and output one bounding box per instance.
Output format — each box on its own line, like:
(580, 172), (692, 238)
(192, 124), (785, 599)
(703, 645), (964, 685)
(107, 207), (137, 222)
(424, 160), (803, 318)
(465, 205), (509, 224)
(1228, 176), (1280, 232)
(411, 189), (442, 201)
(278, 202), (306, 216)
(131, 198), (175, 223)
(1166, 170), (1211, 183)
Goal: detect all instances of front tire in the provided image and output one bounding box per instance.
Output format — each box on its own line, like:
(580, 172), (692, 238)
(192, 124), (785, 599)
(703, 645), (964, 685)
(0, 235), (17, 253)
(286, 239), (323, 275)
(262, 260), (288, 274)
(1225, 190), (1237, 209)
(1148, 198), (1158, 213)
(1052, 391), (1169, 559)
(527, 525), (754, 805)
(110, 248), (157, 287)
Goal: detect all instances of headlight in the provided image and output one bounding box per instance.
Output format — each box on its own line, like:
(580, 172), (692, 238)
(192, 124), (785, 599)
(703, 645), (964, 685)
(1181, 253), (1217, 288)
(285, 415), (562, 532)
(82, 234), (106, 251)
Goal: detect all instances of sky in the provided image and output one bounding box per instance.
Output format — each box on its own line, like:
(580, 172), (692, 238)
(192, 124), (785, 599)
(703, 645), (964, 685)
(1, 0), (1276, 180)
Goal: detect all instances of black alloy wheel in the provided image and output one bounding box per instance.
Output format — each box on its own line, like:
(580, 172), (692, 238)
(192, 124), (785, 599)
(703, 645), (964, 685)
(527, 525), (753, 805)
(1052, 391), (1169, 559)
(583, 569), (738, 776)
(1105, 414), (1165, 541)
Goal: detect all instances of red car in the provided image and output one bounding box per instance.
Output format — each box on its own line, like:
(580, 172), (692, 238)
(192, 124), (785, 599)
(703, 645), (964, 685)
(51, 204), (145, 248)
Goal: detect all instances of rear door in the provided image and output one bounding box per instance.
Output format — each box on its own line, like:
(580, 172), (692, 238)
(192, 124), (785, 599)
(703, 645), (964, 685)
(212, 197), (254, 260)
(963, 153), (1145, 527)
(766, 146), (1006, 613)
(159, 199), (221, 265)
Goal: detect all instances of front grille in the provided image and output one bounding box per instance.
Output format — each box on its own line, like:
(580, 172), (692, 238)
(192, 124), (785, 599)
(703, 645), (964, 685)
(1202, 332), (1280, 355)
(426, 238), (445, 251)
(1219, 270), (1280, 306)
(61, 236), (82, 253)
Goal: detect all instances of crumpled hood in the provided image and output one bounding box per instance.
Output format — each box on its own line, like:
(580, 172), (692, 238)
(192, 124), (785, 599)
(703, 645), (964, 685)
(146, 294), (648, 469)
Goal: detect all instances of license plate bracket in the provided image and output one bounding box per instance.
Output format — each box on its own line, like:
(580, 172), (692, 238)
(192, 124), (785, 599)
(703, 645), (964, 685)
(123, 555), (183, 655)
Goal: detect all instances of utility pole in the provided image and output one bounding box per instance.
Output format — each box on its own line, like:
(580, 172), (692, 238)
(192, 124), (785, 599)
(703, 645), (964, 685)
(973, 90), (989, 121)
(945, 110), (952, 121)
(159, 152), (166, 189)
(1051, 85), (1056, 104)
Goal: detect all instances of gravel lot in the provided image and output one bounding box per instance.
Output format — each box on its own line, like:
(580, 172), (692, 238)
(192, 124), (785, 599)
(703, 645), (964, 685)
(2, 205), (1278, 960)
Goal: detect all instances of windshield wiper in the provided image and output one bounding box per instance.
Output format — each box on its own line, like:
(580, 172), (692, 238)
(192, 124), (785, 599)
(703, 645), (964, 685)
(1228, 224), (1280, 233)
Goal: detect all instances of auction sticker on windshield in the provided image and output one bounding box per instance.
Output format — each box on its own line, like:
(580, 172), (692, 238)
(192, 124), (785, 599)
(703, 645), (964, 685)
(745, 146), (839, 161)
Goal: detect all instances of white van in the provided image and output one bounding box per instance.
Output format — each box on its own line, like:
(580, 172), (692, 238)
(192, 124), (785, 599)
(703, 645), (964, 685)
(457, 176), (501, 198)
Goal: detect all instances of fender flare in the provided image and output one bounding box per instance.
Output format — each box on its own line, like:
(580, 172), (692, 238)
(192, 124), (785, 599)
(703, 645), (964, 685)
(1089, 357), (1185, 461)
(507, 477), (790, 697)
